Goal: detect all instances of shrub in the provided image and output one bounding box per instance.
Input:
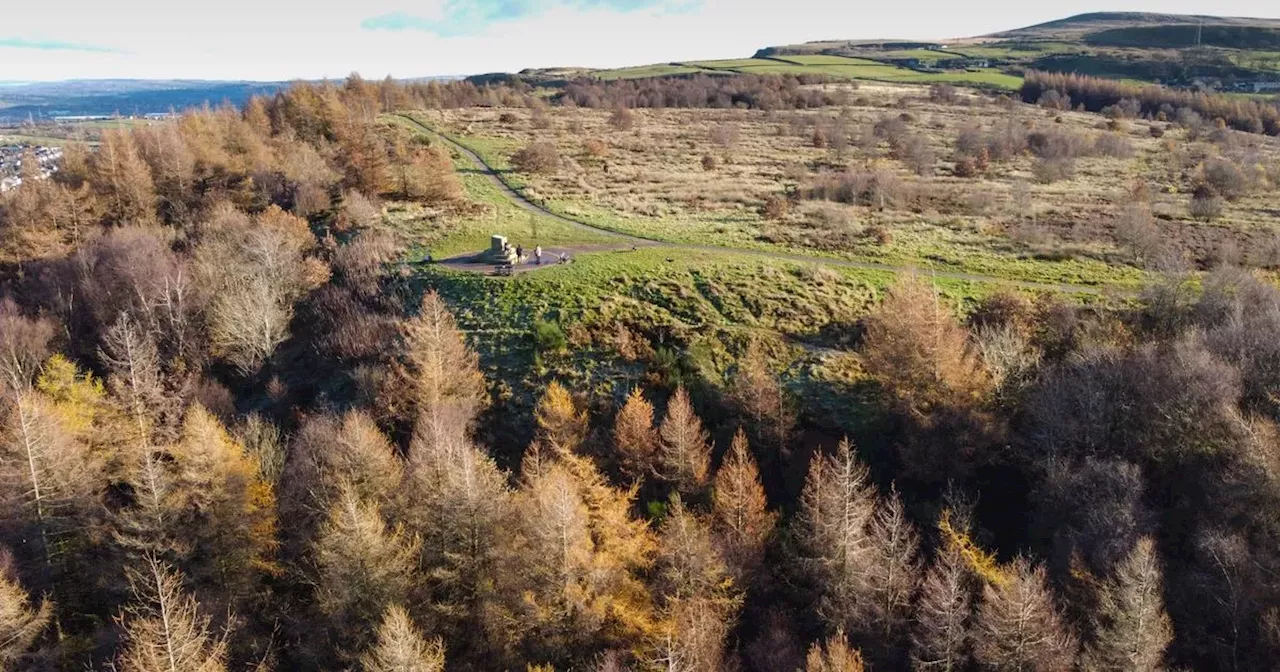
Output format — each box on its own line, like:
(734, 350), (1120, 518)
(955, 125), (985, 156)
(1038, 89), (1071, 110)
(511, 141), (561, 174)
(1149, 125), (1166, 138)
(710, 124), (740, 148)
(763, 194), (790, 220)
(1189, 184), (1224, 221)
(1092, 132), (1134, 158)
(806, 169), (903, 209)
(954, 156), (980, 178)
(609, 106), (635, 131)
(874, 115), (910, 144)
(929, 84), (959, 104)
(701, 154), (718, 171)
(1201, 158), (1250, 201)
(986, 121), (1028, 162)
(530, 105), (552, 129)
(868, 224), (893, 245)
(583, 138), (608, 158)
(1033, 157), (1076, 183)
(532, 318), (568, 353)
(811, 127), (829, 149)
(294, 182), (332, 218)
(498, 112), (519, 124)
(1027, 129), (1086, 160)
(338, 190), (381, 230)
(1114, 203), (1163, 266)
(894, 133), (936, 176)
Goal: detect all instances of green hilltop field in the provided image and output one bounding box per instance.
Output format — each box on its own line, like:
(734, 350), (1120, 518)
(511, 12), (1280, 94)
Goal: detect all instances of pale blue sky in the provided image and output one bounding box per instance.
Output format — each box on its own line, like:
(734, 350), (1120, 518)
(1, 0), (1277, 81)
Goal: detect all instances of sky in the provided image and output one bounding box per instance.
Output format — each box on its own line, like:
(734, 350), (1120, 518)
(2, 0), (1278, 82)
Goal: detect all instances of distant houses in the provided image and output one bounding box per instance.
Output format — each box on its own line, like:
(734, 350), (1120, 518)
(0, 144), (63, 193)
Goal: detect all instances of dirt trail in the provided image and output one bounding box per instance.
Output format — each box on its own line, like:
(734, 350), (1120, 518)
(398, 114), (1115, 295)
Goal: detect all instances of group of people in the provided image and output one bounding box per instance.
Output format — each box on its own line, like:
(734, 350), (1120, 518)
(515, 244), (570, 265)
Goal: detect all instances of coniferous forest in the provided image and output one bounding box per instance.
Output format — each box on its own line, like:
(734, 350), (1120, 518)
(2, 74), (1280, 671)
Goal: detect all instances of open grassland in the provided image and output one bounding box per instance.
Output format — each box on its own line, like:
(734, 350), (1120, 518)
(385, 116), (616, 258)
(594, 58), (1023, 90)
(413, 80), (1280, 289)
(769, 55), (886, 66)
(683, 58), (780, 69)
(594, 63), (712, 80)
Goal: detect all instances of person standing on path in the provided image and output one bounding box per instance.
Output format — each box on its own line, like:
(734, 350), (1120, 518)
(534, 245), (543, 265)
(516, 244), (524, 262)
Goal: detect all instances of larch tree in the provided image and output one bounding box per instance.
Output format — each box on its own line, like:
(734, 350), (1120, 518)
(101, 313), (181, 558)
(311, 484), (421, 664)
(648, 496), (741, 672)
(91, 128), (158, 226)
(1080, 537), (1172, 672)
(0, 389), (100, 623)
(404, 428), (517, 658)
(794, 439), (878, 638)
(0, 552), (51, 667)
(391, 291), (487, 449)
(656, 387), (712, 494)
(167, 404), (279, 614)
(526, 381), (588, 477)
(710, 429), (776, 584)
(911, 523), (975, 672)
(0, 299), (54, 393)
(972, 558), (1078, 672)
(613, 387), (658, 482)
(805, 630), (866, 672)
(115, 556), (227, 672)
(279, 410), (404, 555)
(728, 340), (794, 457)
(518, 452), (658, 664)
(859, 273), (993, 482)
(359, 604), (446, 672)
(859, 488), (922, 666)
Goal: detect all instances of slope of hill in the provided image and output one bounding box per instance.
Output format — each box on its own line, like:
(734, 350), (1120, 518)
(989, 11), (1280, 40)
(737, 12), (1280, 90)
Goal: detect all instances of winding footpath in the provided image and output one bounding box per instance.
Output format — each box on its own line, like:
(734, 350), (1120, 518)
(398, 114), (1118, 295)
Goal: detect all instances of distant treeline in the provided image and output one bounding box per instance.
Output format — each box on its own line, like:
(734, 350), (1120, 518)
(420, 72), (844, 111)
(1021, 70), (1280, 135)
(555, 73), (842, 110)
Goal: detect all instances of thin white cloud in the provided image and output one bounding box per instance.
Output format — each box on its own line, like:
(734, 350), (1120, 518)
(3, 0), (1279, 81)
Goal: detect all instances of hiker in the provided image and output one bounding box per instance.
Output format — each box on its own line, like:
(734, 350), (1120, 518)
(515, 244), (524, 262)
(534, 245), (543, 265)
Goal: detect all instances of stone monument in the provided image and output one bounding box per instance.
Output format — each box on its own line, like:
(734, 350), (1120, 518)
(487, 234), (518, 264)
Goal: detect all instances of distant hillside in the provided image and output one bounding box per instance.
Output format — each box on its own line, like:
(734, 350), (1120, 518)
(0, 80), (291, 122)
(989, 12), (1280, 40)
(744, 12), (1280, 91)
